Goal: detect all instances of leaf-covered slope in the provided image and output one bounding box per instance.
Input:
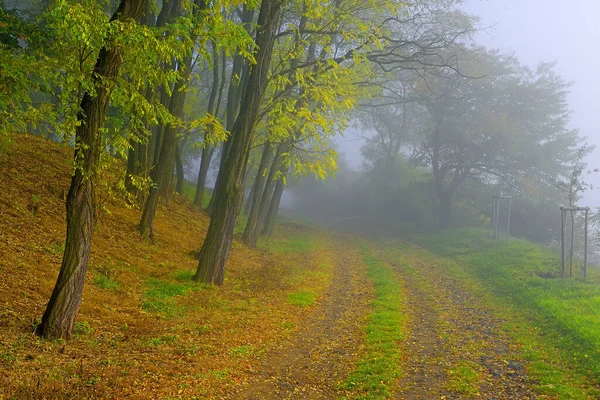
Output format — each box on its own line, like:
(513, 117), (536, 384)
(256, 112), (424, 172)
(0, 134), (333, 398)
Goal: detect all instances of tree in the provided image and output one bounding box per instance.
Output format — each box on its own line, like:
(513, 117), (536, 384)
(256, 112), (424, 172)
(138, 0), (240, 240)
(414, 49), (582, 228)
(36, 0), (148, 340)
(194, 0), (284, 284)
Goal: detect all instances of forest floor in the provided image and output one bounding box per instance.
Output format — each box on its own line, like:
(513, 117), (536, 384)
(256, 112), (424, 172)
(1, 134), (599, 399)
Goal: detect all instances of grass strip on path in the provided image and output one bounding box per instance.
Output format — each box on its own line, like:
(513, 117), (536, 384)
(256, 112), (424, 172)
(340, 246), (404, 400)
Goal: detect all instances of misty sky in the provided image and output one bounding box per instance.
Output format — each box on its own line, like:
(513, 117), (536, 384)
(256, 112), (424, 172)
(338, 0), (600, 207)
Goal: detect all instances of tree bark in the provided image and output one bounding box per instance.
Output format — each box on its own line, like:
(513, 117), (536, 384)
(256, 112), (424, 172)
(138, 0), (208, 241)
(175, 141), (185, 194)
(206, 5), (254, 216)
(262, 174), (285, 237)
(194, 0), (283, 284)
(149, 0), (181, 178)
(193, 145), (214, 208)
(256, 142), (285, 231)
(242, 141), (272, 247)
(124, 86), (153, 198)
(193, 41), (221, 208)
(138, 62), (189, 241)
(124, 4), (154, 197)
(36, 0), (147, 340)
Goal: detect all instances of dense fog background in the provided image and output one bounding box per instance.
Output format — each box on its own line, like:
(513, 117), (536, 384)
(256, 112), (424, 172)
(336, 0), (600, 207)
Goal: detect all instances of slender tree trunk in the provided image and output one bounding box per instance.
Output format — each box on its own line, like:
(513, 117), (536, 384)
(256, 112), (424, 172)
(241, 147), (261, 213)
(36, 0), (147, 340)
(194, 41), (221, 208)
(569, 210), (575, 277)
(124, 4), (154, 197)
(243, 171), (257, 214)
(138, 68), (188, 241)
(175, 141), (185, 193)
(262, 175), (285, 237)
(194, 0), (283, 284)
(206, 6), (254, 216)
(125, 140), (139, 193)
(242, 142), (273, 247)
(150, 0), (180, 172)
(193, 146), (214, 207)
(256, 142), (285, 231)
(139, 0), (207, 240)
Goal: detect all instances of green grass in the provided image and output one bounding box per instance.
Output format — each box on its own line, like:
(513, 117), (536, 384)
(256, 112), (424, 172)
(446, 361), (480, 396)
(145, 334), (179, 347)
(180, 180), (213, 209)
(73, 321), (93, 336)
(413, 228), (600, 399)
(258, 233), (313, 254)
(286, 291), (318, 307)
(93, 274), (120, 290)
(340, 247), (404, 400)
(228, 345), (255, 357)
(141, 274), (207, 316)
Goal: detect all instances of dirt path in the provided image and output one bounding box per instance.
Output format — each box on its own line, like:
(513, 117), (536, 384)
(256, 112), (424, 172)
(373, 244), (539, 399)
(227, 236), (372, 399)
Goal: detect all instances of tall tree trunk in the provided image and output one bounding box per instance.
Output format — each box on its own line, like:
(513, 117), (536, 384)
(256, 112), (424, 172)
(124, 5), (154, 197)
(138, 0), (207, 240)
(125, 140), (139, 193)
(194, 0), (283, 284)
(150, 0), (181, 174)
(243, 167), (257, 215)
(36, 0), (147, 340)
(569, 210), (575, 277)
(262, 174), (285, 237)
(242, 142), (272, 247)
(125, 88), (153, 198)
(256, 142), (285, 232)
(241, 147), (261, 214)
(194, 145), (214, 208)
(175, 141), (185, 194)
(194, 41), (221, 208)
(206, 6), (254, 216)
(138, 65), (189, 241)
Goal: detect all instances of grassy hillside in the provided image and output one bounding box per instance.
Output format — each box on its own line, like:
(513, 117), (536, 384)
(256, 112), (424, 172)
(0, 134), (334, 398)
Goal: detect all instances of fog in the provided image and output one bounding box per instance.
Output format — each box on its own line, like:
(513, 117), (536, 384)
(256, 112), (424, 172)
(334, 1), (600, 208)
(461, 0), (600, 207)
(285, 0), (600, 251)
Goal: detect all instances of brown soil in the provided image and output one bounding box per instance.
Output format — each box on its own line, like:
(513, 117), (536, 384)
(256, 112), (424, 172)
(226, 235), (373, 399)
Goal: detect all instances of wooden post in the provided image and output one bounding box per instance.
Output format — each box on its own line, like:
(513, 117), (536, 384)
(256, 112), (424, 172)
(492, 196), (511, 240)
(558, 206), (590, 279)
(584, 208), (589, 279)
